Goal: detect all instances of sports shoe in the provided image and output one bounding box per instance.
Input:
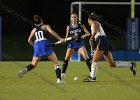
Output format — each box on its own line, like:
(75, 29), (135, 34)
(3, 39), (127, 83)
(56, 78), (65, 84)
(83, 76), (96, 82)
(18, 68), (28, 78)
(61, 73), (66, 78)
(130, 62), (136, 76)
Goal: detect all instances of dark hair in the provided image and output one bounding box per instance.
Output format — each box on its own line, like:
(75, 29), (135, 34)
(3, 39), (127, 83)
(88, 12), (99, 21)
(33, 15), (43, 25)
(70, 12), (78, 16)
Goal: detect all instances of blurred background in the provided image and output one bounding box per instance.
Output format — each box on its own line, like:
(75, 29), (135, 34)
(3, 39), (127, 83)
(0, 0), (140, 61)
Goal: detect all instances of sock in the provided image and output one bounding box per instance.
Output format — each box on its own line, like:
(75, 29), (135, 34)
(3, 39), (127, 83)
(90, 62), (98, 78)
(25, 64), (34, 71)
(116, 61), (131, 68)
(62, 60), (69, 73)
(55, 65), (61, 79)
(85, 59), (91, 72)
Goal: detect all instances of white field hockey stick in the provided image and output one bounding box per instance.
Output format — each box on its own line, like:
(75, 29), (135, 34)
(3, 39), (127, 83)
(51, 37), (73, 46)
(90, 46), (93, 56)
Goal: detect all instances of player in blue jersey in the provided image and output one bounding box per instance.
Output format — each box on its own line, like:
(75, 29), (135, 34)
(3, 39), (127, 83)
(61, 12), (91, 78)
(18, 15), (65, 84)
(83, 13), (136, 82)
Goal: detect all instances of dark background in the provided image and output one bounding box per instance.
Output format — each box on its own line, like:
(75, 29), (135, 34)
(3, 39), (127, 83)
(1, 0), (139, 36)
(0, 0), (140, 60)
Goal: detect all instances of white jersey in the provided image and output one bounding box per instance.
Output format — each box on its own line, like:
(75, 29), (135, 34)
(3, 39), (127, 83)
(91, 21), (106, 40)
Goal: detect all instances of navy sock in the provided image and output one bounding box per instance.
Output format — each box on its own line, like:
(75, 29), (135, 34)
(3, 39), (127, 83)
(62, 60), (69, 73)
(26, 64), (34, 71)
(86, 59), (91, 72)
(55, 65), (61, 79)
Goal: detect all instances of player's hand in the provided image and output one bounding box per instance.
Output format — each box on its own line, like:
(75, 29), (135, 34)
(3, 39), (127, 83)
(64, 38), (68, 42)
(81, 34), (87, 39)
(81, 33), (90, 39)
(60, 38), (65, 44)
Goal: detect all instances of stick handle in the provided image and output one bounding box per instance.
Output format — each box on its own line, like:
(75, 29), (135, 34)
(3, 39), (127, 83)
(51, 37), (73, 46)
(91, 46), (93, 56)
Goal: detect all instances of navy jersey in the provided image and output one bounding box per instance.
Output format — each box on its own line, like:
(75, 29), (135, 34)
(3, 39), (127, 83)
(69, 22), (82, 42)
(33, 25), (48, 42)
(67, 22), (84, 50)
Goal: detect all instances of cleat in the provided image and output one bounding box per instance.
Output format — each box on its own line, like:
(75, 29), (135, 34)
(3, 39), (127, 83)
(61, 73), (66, 78)
(56, 78), (66, 84)
(83, 76), (96, 82)
(18, 68), (28, 78)
(130, 62), (136, 76)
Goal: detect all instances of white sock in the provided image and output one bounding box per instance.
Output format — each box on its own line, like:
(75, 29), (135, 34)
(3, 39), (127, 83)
(116, 61), (132, 68)
(90, 62), (98, 78)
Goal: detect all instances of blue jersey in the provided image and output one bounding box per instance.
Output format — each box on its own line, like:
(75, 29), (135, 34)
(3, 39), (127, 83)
(67, 22), (84, 50)
(33, 25), (53, 57)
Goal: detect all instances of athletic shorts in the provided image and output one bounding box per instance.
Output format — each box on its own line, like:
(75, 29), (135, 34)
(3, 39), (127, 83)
(67, 40), (84, 50)
(93, 36), (114, 52)
(33, 40), (53, 57)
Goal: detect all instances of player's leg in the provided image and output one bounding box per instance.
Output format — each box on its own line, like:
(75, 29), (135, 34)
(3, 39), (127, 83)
(91, 50), (104, 80)
(47, 52), (65, 83)
(78, 46), (91, 72)
(103, 52), (116, 67)
(83, 50), (104, 82)
(61, 48), (75, 77)
(18, 57), (40, 78)
(104, 51), (136, 76)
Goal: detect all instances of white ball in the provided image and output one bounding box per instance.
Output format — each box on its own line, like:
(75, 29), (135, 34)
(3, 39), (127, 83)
(74, 77), (78, 80)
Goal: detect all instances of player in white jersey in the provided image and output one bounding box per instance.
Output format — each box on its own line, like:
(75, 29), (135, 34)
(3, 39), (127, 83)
(83, 13), (136, 82)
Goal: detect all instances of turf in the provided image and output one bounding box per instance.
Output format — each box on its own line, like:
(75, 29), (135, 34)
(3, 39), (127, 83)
(0, 61), (140, 100)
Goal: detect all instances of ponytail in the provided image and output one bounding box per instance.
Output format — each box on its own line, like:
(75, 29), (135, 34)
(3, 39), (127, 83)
(33, 15), (43, 25)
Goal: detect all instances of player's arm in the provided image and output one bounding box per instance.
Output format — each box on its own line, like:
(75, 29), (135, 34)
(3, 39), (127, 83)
(28, 28), (36, 46)
(45, 25), (65, 43)
(89, 22), (97, 47)
(80, 24), (90, 39)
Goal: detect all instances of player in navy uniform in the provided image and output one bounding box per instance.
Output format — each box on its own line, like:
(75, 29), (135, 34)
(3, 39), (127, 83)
(83, 13), (136, 82)
(61, 12), (91, 78)
(18, 15), (65, 84)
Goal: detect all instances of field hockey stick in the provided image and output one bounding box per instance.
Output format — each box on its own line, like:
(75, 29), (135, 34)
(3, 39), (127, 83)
(51, 37), (73, 46)
(90, 46), (93, 56)
(89, 40), (94, 56)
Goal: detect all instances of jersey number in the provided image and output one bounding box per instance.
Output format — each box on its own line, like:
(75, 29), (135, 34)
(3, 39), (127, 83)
(35, 31), (44, 39)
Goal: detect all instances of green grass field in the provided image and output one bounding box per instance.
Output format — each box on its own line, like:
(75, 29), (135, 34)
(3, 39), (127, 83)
(0, 61), (140, 100)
